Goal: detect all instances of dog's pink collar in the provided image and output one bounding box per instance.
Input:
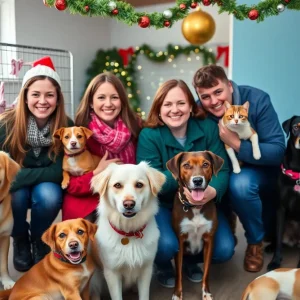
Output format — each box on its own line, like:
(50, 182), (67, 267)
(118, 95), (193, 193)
(281, 164), (300, 180)
(64, 147), (86, 158)
(109, 221), (147, 239)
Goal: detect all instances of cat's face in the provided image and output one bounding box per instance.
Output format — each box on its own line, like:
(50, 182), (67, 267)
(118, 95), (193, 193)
(196, 79), (233, 118)
(222, 102), (249, 127)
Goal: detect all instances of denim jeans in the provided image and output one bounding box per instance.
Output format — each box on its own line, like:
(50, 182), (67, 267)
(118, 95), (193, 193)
(155, 206), (235, 269)
(228, 166), (279, 244)
(11, 182), (62, 239)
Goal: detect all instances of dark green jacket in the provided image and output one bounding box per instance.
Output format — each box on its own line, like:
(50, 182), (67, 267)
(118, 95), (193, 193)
(0, 119), (73, 192)
(136, 117), (229, 207)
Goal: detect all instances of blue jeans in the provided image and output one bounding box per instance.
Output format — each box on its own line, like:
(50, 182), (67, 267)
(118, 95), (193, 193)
(11, 182), (62, 239)
(228, 166), (279, 244)
(155, 206), (235, 268)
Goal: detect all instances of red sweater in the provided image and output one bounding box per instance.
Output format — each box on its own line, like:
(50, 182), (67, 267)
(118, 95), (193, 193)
(62, 136), (136, 220)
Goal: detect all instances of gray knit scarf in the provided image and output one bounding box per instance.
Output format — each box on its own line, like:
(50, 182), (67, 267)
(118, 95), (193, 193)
(26, 115), (52, 157)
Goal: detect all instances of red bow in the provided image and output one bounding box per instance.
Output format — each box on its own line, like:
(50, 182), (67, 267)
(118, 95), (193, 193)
(118, 47), (134, 67)
(216, 46), (229, 67)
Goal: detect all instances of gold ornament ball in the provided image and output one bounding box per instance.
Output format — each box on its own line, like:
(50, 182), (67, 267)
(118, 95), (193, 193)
(182, 10), (216, 45)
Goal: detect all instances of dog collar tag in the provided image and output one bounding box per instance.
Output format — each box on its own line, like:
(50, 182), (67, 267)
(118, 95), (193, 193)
(294, 184), (300, 192)
(121, 237), (129, 245)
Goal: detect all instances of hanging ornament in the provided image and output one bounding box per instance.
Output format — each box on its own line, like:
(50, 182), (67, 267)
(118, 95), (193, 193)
(138, 16), (150, 28)
(163, 9), (173, 19)
(43, 0), (50, 7)
(55, 0), (67, 11)
(108, 1), (117, 10)
(248, 9), (259, 20)
(277, 3), (285, 11)
(190, 2), (198, 8)
(164, 20), (171, 27)
(112, 9), (118, 15)
(203, 0), (211, 6)
(179, 4), (187, 10)
(181, 10), (215, 45)
(85, 6), (89, 12)
(284, 0), (291, 3)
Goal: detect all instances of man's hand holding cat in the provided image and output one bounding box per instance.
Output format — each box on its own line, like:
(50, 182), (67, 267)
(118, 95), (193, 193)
(218, 120), (241, 152)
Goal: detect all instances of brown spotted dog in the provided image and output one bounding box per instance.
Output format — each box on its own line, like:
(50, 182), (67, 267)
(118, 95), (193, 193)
(53, 126), (100, 189)
(166, 151), (224, 300)
(222, 101), (261, 173)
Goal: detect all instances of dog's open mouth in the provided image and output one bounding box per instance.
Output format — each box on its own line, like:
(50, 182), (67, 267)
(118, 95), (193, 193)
(65, 251), (83, 264)
(123, 211), (136, 218)
(191, 188), (205, 202)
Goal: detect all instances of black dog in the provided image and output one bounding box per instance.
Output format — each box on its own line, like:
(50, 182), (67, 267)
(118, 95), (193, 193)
(267, 115), (300, 271)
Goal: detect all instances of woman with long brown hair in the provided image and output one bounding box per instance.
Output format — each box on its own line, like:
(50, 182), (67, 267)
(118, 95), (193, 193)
(0, 57), (70, 272)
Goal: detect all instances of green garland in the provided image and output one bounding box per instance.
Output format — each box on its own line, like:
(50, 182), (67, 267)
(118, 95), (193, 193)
(86, 44), (216, 113)
(45, 0), (300, 25)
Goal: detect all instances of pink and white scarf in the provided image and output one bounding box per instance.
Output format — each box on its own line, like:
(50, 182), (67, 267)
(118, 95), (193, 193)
(88, 112), (136, 164)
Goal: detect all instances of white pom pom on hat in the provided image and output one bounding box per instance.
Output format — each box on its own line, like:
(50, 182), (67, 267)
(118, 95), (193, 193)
(22, 56), (61, 88)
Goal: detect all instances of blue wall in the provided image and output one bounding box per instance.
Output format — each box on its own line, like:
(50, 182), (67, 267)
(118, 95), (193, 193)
(232, 8), (300, 126)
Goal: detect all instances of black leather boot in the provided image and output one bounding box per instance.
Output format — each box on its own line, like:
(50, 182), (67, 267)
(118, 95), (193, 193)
(32, 237), (50, 265)
(13, 235), (33, 272)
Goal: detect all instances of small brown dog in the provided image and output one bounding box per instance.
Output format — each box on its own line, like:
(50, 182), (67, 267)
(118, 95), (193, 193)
(0, 218), (97, 300)
(0, 151), (20, 290)
(53, 126), (100, 189)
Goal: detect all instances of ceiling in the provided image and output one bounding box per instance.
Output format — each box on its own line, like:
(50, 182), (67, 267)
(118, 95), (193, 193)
(125, 0), (175, 7)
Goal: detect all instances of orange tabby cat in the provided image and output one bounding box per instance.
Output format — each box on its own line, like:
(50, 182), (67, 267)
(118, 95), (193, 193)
(222, 101), (261, 173)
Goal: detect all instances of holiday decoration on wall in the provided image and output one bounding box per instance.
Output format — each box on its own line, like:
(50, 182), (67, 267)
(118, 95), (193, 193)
(10, 59), (24, 76)
(181, 10), (216, 45)
(85, 44), (216, 114)
(44, 0), (299, 24)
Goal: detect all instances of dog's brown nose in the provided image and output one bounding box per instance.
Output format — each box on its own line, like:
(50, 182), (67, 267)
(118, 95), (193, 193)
(123, 200), (135, 210)
(69, 241), (79, 249)
(70, 141), (77, 147)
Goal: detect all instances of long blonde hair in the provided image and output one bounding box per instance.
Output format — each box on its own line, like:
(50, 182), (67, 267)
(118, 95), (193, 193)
(0, 76), (68, 165)
(75, 73), (140, 140)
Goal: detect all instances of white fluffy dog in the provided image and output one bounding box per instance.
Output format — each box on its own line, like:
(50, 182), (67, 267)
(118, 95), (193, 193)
(90, 162), (166, 300)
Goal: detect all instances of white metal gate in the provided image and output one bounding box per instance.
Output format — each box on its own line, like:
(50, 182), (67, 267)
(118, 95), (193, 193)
(0, 42), (74, 118)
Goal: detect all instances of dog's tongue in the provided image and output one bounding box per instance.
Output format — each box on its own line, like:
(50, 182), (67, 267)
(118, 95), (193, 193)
(69, 252), (80, 260)
(191, 189), (204, 201)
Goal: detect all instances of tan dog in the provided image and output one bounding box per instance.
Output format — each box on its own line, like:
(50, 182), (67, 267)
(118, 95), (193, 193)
(167, 151), (224, 300)
(53, 126), (100, 189)
(241, 268), (300, 300)
(0, 151), (20, 290)
(0, 218), (97, 300)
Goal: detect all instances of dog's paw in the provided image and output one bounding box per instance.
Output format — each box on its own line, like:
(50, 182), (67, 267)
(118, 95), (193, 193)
(203, 291), (213, 300)
(172, 293), (182, 300)
(2, 277), (15, 289)
(61, 181), (69, 189)
(253, 150), (261, 160)
(233, 167), (241, 174)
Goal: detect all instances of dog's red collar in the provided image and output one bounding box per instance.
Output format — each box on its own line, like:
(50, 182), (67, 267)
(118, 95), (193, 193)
(281, 164), (300, 180)
(109, 221), (147, 239)
(64, 147), (86, 158)
(53, 251), (87, 264)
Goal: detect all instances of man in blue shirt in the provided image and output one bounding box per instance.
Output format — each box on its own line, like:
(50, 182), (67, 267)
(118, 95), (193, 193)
(193, 65), (285, 272)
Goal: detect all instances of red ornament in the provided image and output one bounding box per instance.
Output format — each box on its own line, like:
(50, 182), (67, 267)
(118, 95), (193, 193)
(284, 0), (291, 3)
(85, 6), (89, 12)
(202, 0), (211, 6)
(179, 4), (187, 10)
(248, 9), (259, 20)
(55, 0), (67, 11)
(190, 2), (198, 8)
(112, 9), (119, 15)
(138, 16), (150, 28)
(164, 20), (171, 27)
(43, 0), (50, 7)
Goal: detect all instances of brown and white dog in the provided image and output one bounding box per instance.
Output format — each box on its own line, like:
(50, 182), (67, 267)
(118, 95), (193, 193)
(53, 126), (100, 189)
(0, 218), (97, 300)
(241, 268), (300, 300)
(90, 162), (166, 300)
(166, 151), (224, 300)
(0, 151), (20, 290)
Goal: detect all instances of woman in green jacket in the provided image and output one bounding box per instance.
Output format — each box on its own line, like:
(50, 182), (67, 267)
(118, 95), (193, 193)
(0, 57), (69, 272)
(136, 79), (235, 288)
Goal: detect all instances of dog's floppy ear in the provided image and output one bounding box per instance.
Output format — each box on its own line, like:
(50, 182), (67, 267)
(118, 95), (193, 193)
(205, 151), (224, 176)
(166, 152), (185, 180)
(91, 164), (115, 198)
(80, 126), (94, 140)
(53, 127), (65, 140)
(42, 223), (57, 250)
(139, 162), (166, 197)
(282, 116), (296, 138)
(80, 218), (98, 242)
(3, 152), (20, 184)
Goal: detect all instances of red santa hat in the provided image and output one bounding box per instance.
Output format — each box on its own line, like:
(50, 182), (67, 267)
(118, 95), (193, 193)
(22, 56), (61, 88)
